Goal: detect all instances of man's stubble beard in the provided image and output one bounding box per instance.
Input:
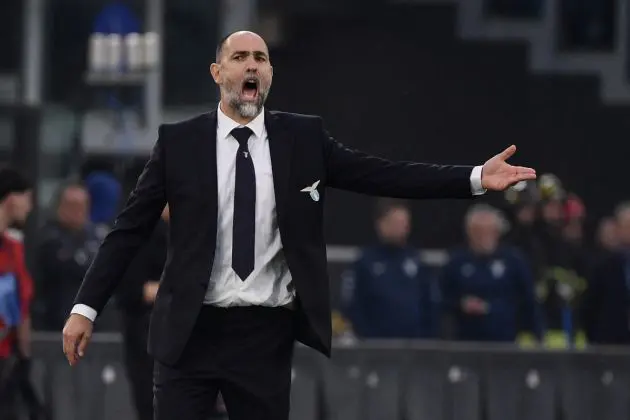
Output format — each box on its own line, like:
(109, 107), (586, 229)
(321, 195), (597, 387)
(224, 84), (269, 119)
(232, 100), (261, 119)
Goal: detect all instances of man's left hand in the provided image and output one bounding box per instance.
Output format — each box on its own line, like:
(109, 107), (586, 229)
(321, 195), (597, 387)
(481, 145), (536, 191)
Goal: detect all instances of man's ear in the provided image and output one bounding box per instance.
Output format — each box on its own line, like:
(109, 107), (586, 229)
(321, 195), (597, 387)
(210, 62), (220, 83)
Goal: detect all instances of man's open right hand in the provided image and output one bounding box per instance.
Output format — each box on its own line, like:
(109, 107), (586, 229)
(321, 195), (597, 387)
(62, 314), (94, 366)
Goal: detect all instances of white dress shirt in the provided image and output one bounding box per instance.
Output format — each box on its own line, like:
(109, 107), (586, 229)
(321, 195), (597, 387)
(70, 107), (485, 321)
(203, 105), (294, 307)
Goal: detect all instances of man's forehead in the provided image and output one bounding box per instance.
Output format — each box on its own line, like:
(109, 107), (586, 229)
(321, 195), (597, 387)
(224, 33), (269, 55)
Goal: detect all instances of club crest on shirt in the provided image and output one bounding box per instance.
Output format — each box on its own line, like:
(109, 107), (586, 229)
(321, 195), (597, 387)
(300, 180), (320, 202)
(403, 258), (418, 277)
(490, 260), (505, 278)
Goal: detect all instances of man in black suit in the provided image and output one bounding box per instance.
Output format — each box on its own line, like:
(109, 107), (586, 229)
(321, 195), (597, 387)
(62, 31), (536, 420)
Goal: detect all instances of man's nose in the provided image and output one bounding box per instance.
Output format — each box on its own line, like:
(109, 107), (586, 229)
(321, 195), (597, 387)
(245, 57), (259, 71)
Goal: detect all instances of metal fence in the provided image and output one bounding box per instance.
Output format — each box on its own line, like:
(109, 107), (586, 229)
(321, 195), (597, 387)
(29, 333), (630, 420)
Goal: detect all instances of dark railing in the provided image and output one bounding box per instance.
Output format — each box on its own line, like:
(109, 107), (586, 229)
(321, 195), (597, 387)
(29, 333), (630, 420)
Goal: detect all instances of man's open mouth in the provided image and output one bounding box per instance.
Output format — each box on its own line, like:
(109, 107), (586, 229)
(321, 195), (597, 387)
(242, 78), (259, 101)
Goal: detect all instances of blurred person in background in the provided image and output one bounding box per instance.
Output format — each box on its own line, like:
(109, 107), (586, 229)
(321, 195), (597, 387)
(0, 166), (37, 420)
(85, 169), (122, 230)
(504, 181), (546, 281)
(115, 205), (169, 420)
(561, 194), (586, 246)
(37, 182), (105, 331)
(534, 176), (587, 348)
(594, 216), (619, 257)
(441, 204), (544, 343)
(339, 199), (439, 339)
(581, 202), (630, 345)
(539, 195), (567, 241)
(560, 193), (590, 269)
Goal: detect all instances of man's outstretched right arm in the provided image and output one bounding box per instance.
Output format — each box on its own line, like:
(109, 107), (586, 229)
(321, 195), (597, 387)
(71, 128), (168, 321)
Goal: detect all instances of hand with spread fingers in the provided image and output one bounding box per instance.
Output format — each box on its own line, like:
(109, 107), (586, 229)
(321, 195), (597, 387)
(481, 145), (536, 191)
(62, 314), (94, 366)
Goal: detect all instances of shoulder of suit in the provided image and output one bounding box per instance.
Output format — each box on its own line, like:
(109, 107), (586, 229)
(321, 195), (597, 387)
(159, 112), (210, 132)
(159, 112), (211, 137)
(268, 110), (321, 120)
(158, 110), (325, 135)
(267, 110), (324, 129)
(162, 110), (324, 123)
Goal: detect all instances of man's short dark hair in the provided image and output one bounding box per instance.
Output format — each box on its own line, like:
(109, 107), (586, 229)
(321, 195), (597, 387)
(0, 165), (31, 202)
(215, 32), (236, 62)
(374, 198), (409, 221)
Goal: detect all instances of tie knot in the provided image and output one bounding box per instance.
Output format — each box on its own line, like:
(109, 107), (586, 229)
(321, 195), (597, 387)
(231, 127), (253, 147)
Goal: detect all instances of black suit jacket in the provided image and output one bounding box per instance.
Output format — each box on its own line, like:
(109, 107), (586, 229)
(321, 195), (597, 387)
(74, 109), (475, 365)
(114, 219), (168, 315)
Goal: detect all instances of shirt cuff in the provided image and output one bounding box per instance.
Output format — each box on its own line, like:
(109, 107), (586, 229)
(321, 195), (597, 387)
(71, 304), (97, 322)
(470, 165), (486, 196)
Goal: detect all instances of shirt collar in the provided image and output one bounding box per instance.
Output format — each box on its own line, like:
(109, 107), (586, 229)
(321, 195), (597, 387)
(216, 102), (265, 140)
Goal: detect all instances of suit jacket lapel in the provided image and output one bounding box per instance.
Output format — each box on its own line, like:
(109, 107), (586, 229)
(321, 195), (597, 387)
(265, 111), (294, 223)
(195, 110), (219, 214)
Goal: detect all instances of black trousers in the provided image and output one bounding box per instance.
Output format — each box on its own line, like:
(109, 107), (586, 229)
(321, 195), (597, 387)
(121, 311), (155, 420)
(153, 305), (295, 420)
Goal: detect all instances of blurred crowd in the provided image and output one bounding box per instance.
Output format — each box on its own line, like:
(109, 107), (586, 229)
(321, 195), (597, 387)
(22, 165), (629, 352)
(0, 163), (232, 419)
(0, 164), (128, 420)
(335, 174), (630, 349)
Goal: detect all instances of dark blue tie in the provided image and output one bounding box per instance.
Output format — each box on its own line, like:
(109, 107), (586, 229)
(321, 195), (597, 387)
(231, 127), (255, 281)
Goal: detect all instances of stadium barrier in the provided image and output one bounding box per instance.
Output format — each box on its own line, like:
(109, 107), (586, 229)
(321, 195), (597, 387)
(30, 333), (630, 420)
